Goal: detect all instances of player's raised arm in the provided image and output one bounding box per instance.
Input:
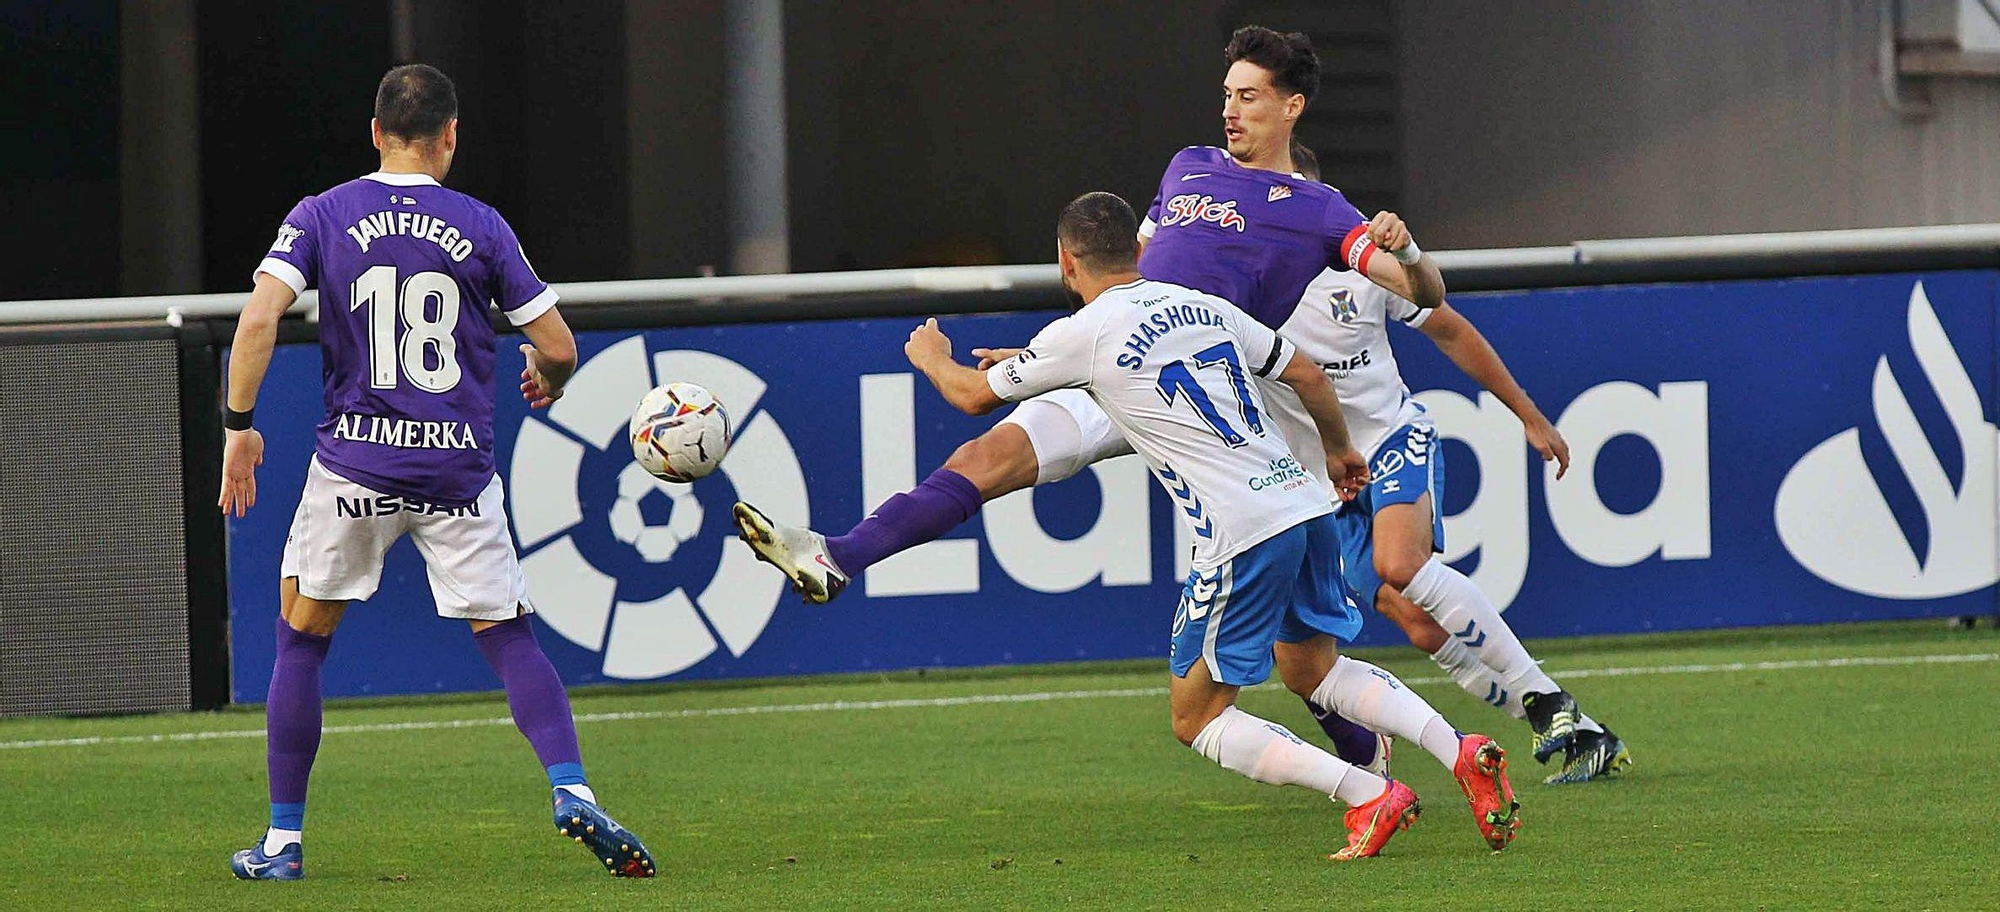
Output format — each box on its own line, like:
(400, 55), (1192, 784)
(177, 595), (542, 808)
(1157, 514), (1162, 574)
(219, 272), (299, 517)
(1417, 302), (1570, 478)
(905, 318), (1008, 415)
(1359, 211), (1446, 310)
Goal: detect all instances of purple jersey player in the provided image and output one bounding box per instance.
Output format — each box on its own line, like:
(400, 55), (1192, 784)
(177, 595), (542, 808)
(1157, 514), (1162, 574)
(218, 65), (654, 881)
(1136, 145), (1383, 331)
(732, 28), (1523, 853)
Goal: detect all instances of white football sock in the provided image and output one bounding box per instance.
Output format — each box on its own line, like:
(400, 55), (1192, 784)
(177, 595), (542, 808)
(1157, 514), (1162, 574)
(1429, 636), (1516, 718)
(1404, 558), (1562, 700)
(1578, 714), (1605, 734)
(1309, 657), (1461, 769)
(1191, 706), (1385, 806)
(556, 783), (597, 804)
(262, 827), (302, 854)
(1430, 636), (1528, 720)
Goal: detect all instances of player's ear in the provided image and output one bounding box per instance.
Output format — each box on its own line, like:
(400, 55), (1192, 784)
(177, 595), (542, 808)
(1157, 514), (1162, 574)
(442, 118), (459, 152)
(370, 118), (383, 151)
(1285, 91), (1305, 121)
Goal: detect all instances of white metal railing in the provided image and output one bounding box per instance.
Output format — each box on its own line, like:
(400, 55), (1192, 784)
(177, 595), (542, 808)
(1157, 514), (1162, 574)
(5, 223), (2000, 326)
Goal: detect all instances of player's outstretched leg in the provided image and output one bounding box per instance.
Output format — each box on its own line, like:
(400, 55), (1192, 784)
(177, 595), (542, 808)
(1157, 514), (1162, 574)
(474, 616), (654, 877)
(1305, 653), (1519, 851)
(232, 613), (331, 881)
(733, 424), (1036, 603)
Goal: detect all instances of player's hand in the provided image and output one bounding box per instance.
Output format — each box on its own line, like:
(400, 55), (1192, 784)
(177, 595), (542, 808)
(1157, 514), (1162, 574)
(219, 427), (265, 518)
(1330, 447), (1370, 502)
(1367, 211), (1412, 253)
(905, 318), (953, 369)
(519, 343), (564, 409)
(1526, 416), (1571, 480)
(971, 347), (1024, 370)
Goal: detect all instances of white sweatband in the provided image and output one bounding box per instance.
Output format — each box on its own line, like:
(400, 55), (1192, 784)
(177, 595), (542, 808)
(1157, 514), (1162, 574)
(1391, 238), (1424, 265)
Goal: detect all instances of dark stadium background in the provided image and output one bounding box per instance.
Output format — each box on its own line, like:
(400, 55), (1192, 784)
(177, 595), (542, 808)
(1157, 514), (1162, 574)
(11, 1), (1995, 302)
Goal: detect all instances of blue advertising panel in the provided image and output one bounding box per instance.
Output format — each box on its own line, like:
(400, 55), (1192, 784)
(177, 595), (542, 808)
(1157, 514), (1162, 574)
(227, 270), (2000, 701)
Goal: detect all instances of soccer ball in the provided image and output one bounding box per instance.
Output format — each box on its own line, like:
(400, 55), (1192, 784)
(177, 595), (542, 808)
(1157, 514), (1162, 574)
(629, 381), (732, 482)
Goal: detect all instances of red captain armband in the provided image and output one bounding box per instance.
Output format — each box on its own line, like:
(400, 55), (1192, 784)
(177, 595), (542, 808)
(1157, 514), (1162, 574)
(1339, 224), (1378, 274)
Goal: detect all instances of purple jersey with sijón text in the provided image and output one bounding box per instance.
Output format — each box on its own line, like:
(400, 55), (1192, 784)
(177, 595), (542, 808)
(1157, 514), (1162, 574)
(255, 171), (556, 507)
(1137, 146), (1378, 330)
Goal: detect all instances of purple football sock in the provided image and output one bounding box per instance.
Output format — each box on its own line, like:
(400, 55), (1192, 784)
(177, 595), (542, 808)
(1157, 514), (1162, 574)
(475, 617), (584, 780)
(267, 617), (332, 827)
(824, 467), (984, 575)
(1304, 697), (1380, 768)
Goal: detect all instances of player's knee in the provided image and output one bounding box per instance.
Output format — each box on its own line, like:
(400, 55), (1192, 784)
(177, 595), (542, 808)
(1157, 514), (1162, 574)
(1170, 708), (1212, 747)
(942, 431), (1037, 498)
(1271, 645), (1328, 698)
(1374, 549), (1430, 592)
(1379, 592), (1448, 653)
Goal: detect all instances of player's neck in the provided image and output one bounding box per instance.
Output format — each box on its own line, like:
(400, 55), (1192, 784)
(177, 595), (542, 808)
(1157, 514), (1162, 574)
(376, 152), (447, 183)
(1075, 270), (1143, 305)
(1238, 145), (1294, 176)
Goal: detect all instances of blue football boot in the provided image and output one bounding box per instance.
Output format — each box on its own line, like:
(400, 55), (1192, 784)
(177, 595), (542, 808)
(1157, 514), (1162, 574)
(553, 789), (656, 877)
(230, 838), (304, 880)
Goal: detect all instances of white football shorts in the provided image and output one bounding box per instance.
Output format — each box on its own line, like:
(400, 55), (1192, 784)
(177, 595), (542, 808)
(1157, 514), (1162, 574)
(997, 384), (1330, 492)
(280, 455), (533, 620)
(998, 388), (1135, 484)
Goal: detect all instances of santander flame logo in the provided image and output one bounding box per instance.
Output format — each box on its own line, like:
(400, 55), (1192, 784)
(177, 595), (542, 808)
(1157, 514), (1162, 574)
(1774, 281), (1999, 598)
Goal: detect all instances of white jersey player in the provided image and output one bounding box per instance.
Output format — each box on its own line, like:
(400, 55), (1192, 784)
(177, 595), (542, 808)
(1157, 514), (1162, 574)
(850, 191), (1520, 858)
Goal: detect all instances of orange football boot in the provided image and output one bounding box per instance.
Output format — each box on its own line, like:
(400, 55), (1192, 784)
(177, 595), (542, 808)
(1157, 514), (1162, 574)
(1330, 780), (1421, 861)
(1454, 734), (1520, 851)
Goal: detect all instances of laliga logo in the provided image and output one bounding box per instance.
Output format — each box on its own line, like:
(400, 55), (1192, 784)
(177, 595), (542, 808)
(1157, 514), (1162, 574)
(507, 336), (808, 679)
(1775, 282), (1999, 598)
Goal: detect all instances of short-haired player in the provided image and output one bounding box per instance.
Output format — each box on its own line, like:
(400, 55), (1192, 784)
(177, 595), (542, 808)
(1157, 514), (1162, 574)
(892, 191), (1513, 859)
(220, 64), (654, 880)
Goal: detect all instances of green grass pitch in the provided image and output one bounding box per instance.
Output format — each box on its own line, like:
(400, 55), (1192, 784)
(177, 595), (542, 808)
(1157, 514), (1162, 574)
(2, 620), (1994, 910)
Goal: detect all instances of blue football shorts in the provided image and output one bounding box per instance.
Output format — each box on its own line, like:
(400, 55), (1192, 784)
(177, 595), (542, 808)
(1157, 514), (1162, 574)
(1170, 512), (1366, 686)
(1334, 421), (1446, 608)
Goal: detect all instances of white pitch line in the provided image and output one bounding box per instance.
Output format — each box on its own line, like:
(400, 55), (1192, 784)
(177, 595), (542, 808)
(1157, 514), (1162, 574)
(1, 652), (1993, 752)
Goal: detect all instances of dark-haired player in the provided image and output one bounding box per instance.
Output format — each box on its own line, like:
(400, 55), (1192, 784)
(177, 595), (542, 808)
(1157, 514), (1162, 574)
(220, 64), (654, 880)
(738, 27), (1518, 850)
(903, 191), (1501, 860)
(1279, 150), (1632, 785)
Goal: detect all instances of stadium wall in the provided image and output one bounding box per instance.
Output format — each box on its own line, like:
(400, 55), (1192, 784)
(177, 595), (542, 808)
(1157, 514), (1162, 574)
(1399, 0), (2000, 248)
(216, 267), (2000, 701)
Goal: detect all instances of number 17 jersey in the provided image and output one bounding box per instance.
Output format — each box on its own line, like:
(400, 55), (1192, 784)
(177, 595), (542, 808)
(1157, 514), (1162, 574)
(255, 171), (557, 507)
(987, 279), (1333, 572)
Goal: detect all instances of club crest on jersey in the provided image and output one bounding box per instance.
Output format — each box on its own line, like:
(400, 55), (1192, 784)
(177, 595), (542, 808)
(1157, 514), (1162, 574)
(1330, 287), (1359, 323)
(1161, 194), (1246, 233)
(1268, 184), (1292, 202)
(269, 223), (305, 253)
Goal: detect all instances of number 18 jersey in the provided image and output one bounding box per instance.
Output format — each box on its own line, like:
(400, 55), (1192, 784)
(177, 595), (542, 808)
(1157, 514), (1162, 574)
(987, 279), (1333, 571)
(255, 171), (556, 507)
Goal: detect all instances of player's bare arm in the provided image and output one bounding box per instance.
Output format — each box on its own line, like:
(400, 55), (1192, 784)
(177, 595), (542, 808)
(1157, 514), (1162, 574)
(219, 272), (299, 517)
(1360, 211), (1446, 310)
(907, 318), (1005, 415)
(1418, 303), (1570, 478)
(1273, 348), (1368, 500)
(517, 306), (578, 409)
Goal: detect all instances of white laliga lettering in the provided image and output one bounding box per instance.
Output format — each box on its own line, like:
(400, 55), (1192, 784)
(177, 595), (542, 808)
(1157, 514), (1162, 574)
(1547, 381), (1712, 567)
(856, 373), (980, 596)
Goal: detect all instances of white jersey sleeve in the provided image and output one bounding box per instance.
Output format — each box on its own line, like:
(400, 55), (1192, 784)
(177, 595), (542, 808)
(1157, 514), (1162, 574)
(1381, 285), (1435, 328)
(987, 314), (1093, 402)
(1218, 297), (1295, 381)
